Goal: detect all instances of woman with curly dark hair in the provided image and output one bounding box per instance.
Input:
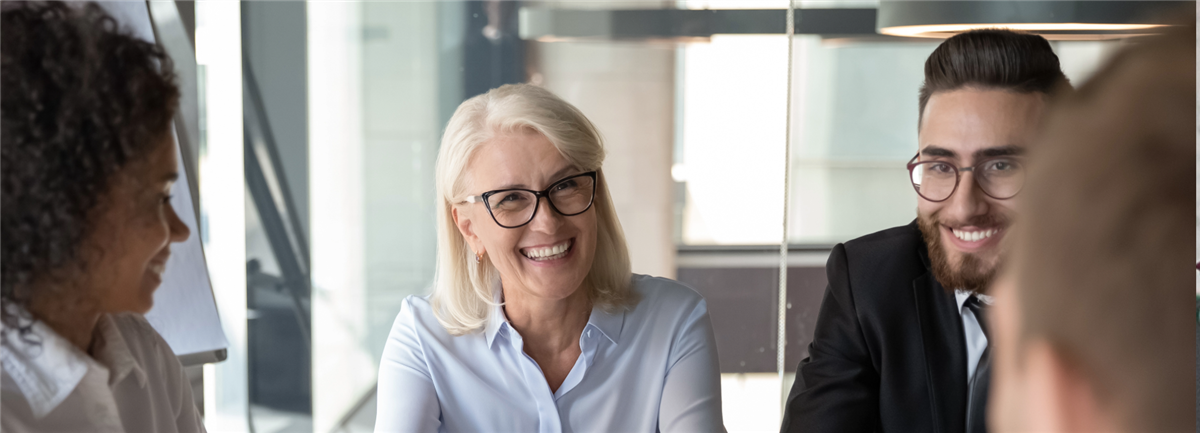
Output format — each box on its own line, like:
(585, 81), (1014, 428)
(1, 3), (204, 432)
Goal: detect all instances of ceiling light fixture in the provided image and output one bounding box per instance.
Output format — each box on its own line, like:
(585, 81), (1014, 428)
(877, 1), (1178, 40)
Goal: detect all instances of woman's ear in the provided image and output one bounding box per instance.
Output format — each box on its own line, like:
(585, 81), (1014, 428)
(452, 205), (484, 257)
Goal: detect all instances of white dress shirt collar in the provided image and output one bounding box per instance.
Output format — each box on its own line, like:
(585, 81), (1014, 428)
(483, 285), (626, 348)
(954, 290), (993, 310)
(0, 312), (147, 419)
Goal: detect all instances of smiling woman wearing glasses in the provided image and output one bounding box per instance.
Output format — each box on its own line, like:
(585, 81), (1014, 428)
(375, 84), (724, 433)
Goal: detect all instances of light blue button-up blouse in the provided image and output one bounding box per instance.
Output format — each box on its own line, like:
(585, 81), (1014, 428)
(374, 274), (725, 433)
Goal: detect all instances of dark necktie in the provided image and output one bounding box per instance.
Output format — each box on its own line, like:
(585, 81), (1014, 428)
(965, 296), (990, 433)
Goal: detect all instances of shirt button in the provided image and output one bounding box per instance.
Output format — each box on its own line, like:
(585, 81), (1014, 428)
(587, 330), (592, 338)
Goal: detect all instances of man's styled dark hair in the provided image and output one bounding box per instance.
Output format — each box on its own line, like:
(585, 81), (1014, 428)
(918, 29), (1069, 127)
(1, 2), (179, 333)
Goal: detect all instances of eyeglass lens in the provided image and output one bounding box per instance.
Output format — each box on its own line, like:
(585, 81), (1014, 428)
(910, 159), (1024, 201)
(485, 175), (596, 227)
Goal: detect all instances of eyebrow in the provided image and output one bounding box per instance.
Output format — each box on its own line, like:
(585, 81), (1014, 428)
(920, 145), (1026, 160)
(975, 145), (1025, 159)
(920, 146), (956, 158)
(163, 172), (179, 182)
(494, 166), (578, 190)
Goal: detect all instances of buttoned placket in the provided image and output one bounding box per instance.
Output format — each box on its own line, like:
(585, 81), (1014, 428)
(502, 323), (603, 433)
(504, 324), (561, 433)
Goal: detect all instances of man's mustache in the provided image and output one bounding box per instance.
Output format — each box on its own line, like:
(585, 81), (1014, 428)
(932, 213), (1012, 228)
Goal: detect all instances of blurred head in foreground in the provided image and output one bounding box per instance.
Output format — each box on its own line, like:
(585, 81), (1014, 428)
(1, 2), (189, 338)
(989, 23), (1195, 432)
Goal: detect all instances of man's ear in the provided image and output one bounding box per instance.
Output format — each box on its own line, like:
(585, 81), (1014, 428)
(452, 205), (484, 257)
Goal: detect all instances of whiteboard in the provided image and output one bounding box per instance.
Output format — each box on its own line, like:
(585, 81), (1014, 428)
(97, 1), (229, 362)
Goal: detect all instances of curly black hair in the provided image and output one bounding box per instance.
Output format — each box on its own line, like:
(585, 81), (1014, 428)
(1, 2), (180, 333)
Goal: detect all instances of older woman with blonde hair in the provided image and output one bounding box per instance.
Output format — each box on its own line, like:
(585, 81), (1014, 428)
(375, 84), (724, 432)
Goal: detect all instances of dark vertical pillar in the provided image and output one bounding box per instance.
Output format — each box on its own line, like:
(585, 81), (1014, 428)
(461, 1), (526, 101)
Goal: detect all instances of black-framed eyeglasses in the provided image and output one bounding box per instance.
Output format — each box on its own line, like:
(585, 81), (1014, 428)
(906, 154), (1026, 202)
(464, 171), (598, 228)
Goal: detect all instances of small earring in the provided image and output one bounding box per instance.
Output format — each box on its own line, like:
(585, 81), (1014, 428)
(474, 252), (482, 264)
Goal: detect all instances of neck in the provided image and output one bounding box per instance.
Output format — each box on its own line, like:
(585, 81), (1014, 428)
(503, 283), (591, 355)
(28, 291), (102, 354)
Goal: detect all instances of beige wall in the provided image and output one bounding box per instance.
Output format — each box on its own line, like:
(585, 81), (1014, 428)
(533, 41), (678, 279)
(529, 0), (679, 279)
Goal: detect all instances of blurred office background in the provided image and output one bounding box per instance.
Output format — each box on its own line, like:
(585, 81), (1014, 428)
(161, 0), (1175, 431)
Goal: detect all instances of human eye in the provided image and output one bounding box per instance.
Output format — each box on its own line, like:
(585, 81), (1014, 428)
(928, 162), (955, 174)
(497, 192), (525, 204)
(984, 159), (1021, 172)
(553, 179), (579, 192)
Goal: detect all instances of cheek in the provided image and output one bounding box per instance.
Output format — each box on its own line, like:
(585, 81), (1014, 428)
(139, 210), (172, 249)
(119, 209), (172, 271)
(993, 200), (1018, 221)
(916, 200), (941, 219)
(574, 213), (599, 253)
(479, 224), (521, 259)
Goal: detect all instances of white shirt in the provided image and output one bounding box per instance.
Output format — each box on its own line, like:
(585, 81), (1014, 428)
(375, 274), (725, 433)
(1, 312), (205, 433)
(955, 290), (991, 389)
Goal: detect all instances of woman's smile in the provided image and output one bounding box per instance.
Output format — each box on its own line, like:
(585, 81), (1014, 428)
(519, 237), (575, 265)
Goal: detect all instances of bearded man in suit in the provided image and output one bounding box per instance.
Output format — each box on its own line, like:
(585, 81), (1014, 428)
(780, 29), (1068, 433)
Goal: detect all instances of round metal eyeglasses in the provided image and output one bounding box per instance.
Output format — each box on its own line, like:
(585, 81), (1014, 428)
(906, 154), (1026, 202)
(464, 171), (598, 228)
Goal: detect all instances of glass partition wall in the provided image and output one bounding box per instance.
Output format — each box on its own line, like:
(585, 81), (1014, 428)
(217, 2), (1125, 432)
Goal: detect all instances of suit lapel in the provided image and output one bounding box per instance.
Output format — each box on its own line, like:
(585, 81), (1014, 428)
(913, 246), (969, 433)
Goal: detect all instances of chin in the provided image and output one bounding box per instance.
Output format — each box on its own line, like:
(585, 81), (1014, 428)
(132, 277), (162, 313)
(527, 274), (588, 300)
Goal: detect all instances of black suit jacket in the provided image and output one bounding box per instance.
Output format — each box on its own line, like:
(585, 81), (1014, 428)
(781, 221), (979, 433)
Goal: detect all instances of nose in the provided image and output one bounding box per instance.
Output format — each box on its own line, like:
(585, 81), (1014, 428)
(526, 195), (564, 234)
(166, 202), (191, 243)
(943, 171), (990, 224)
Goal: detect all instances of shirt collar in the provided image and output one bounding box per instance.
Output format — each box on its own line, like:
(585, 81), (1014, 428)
(484, 286), (507, 348)
(954, 289), (994, 312)
(92, 314), (147, 388)
(483, 286), (627, 347)
(1, 317), (90, 419)
(0, 312), (148, 420)
(584, 303), (625, 346)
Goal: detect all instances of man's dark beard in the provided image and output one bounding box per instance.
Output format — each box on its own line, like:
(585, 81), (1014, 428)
(917, 213), (1004, 296)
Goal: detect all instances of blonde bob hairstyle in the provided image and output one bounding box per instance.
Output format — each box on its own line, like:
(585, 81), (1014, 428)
(431, 83), (636, 336)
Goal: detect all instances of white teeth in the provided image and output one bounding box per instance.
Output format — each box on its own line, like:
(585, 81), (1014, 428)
(952, 228), (998, 242)
(522, 240), (572, 261)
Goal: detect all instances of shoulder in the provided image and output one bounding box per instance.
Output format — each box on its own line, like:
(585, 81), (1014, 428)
(390, 295), (442, 337)
(622, 275), (710, 337)
(621, 275), (715, 366)
(836, 222), (927, 280)
(629, 274), (707, 314)
(825, 222), (928, 312)
(841, 221), (924, 261)
(386, 295), (471, 350)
